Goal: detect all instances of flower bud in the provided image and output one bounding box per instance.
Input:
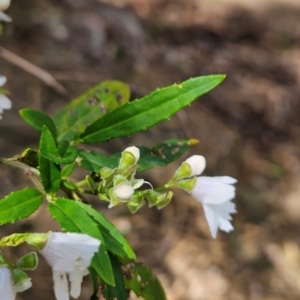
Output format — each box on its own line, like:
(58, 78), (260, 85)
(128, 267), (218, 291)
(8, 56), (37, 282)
(0, 0), (11, 11)
(114, 182), (134, 200)
(11, 269), (32, 292)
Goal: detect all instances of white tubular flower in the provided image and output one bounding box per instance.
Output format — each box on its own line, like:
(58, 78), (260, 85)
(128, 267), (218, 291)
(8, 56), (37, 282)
(40, 232), (100, 300)
(0, 75), (12, 119)
(185, 156), (237, 238)
(0, 266), (16, 300)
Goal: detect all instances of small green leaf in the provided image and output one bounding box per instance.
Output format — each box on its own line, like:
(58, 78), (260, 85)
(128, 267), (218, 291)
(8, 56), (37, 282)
(20, 109), (57, 139)
(102, 253), (127, 300)
(81, 75), (225, 143)
(39, 126), (59, 158)
(54, 81), (130, 142)
(38, 127), (61, 194)
(123, 261), (167, 300)
(48, 198), (115, 286)
(77, 202), (136, 260)
(61, 162), (75, 178)
(38, 156), (61, 194)
(0, 188), (43, 225)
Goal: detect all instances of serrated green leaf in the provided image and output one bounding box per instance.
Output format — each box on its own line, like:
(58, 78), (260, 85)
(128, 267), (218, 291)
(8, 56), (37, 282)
(39, 126), (59, 158)
(38, 127), (61, 194)
(20, 109), (57, 139)
(54, 81), (130, 143)
(102, 253), (127, 300)
(81, 75), (225, 143)
(0, 188), (43, 225)
(48, 198), (115, 286)
(38, 156), (61, 194)
(123, 261), (167, 300)
(76, 202), (136, 260)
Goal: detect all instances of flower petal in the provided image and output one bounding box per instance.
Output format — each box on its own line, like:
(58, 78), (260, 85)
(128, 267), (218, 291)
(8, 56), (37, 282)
(191, 176), (236, 204)
(41, 232), (100, 272)
(185, 155), (206, 176)
(53, 270), (69, 300)
(0, 75), (7, 87)
(0, 266), (16, 300)
(69, 269), (83, 298)
(202, 202), (235, 238)
(0, 94), (11, 109)
(0, 11), (11, 22)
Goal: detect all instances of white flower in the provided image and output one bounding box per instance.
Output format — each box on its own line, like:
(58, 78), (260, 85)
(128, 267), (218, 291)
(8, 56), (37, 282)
(114, 182), (134, 200)
(40, 232), (100, 300)
(0, 75), (11, 119)
(0, 0), (11, 11)
(0, 266), (16, 300)
(185, 155), (237, 238)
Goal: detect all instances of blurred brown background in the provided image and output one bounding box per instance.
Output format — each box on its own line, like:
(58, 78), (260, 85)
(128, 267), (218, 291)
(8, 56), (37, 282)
(1, 0), (300, 299)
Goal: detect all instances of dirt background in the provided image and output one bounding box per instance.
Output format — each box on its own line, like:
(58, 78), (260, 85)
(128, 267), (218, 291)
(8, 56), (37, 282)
(1, 0), (300, 299)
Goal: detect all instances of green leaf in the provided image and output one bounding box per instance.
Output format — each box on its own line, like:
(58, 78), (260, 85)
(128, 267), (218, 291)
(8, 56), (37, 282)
(78, 138), (196, 173)
(38, 127), (61, 194)
(48, 198), (115, 286)
(76, 202), (136, 260)
(102, 253), (127, 300)
(0, 188), (43, 225)
(20, 109), (57, 139)
(78, 149), (119, 172)
(38, 156), (61, 194)
(123, 261), (167, 300)
(54, 81), (130, 142)
(81, 75), (225, 143)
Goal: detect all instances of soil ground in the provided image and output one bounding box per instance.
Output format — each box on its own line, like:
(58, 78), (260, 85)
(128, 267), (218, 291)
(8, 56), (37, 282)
(2, 0), (300, 299)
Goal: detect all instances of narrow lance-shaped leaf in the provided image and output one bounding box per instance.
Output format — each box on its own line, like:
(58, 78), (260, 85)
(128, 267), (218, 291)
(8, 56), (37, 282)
(48, 198), (115, 286)
(0, 188), (43, 225)
(54, 81), (130, 142)
(78, 138), (198, 173)
(77, 201), (136, 260)
(123, 261), (167, 300)
(101, 253), (127, 300)
(38, 127), (61, 194)
(81, 75), (225, 143)
(20, 109), (57, 139)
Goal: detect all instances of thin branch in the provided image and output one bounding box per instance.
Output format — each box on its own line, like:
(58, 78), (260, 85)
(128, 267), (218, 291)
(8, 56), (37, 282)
(0, 46), (68, 95)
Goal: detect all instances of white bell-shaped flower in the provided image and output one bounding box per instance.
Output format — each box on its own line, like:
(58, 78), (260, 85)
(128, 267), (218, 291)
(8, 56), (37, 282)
(185, 155), (237, 238)
(0, 266), (16, 300)
(40, 232), (100, 300)
(0, 75), (11, 119)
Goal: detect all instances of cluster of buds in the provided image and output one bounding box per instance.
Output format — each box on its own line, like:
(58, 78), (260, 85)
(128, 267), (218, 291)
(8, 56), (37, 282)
(0, 232), (100, 300)
(171, 155), (237, 238)
(97, 146), (173, 212)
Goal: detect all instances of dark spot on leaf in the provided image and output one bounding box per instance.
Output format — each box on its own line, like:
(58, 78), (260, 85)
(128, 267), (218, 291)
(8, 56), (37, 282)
(140, 283), (145, 291)
(171, 147), (180, 155)
(116, 92), (123, 104)
(99, 103), (107, 114)
(87, 96), (98, 106)
(70, 109), (76, 116)
(104, 87), (110, 93)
